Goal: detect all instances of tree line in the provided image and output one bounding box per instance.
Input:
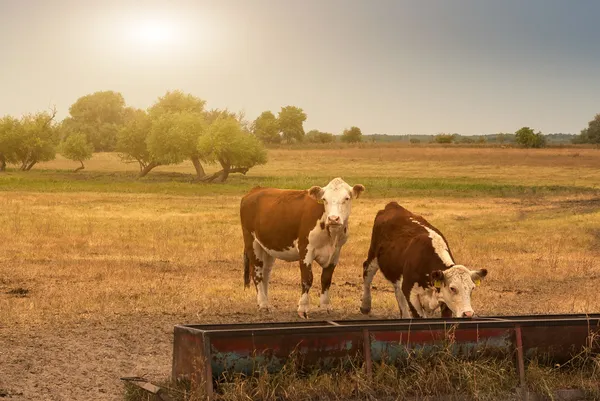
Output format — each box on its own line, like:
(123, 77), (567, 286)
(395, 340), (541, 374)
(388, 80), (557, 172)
(428, 117), (600, 148)
(0, 90), (365, 179)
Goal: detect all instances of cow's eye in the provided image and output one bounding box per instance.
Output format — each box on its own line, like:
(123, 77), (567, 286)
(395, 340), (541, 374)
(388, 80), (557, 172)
(345, 197), (350, 201)
(450, 286), (458, 294)
(321, 198), (327, 204)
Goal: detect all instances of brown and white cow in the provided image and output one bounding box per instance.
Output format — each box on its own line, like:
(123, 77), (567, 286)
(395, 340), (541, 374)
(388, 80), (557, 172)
(360, 201), (487, 318)
(240, 178), (365, 318)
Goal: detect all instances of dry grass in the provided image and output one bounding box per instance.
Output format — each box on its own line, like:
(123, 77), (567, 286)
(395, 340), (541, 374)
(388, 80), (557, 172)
(1, 146), (600, 400)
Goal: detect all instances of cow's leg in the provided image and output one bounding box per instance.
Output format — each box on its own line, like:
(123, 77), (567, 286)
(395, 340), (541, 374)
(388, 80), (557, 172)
(297, 245), (314, 319)
(251, 239), (273, 311)
(393, 278), (411, 318)
(407, 287), (425, 318)
(319, 263), (336, 313)
(360, 258), (379, 315)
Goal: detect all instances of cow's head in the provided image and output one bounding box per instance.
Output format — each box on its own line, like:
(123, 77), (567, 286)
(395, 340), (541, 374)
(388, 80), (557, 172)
(430, 265), (487, 318)
(308, 177), (365, 228)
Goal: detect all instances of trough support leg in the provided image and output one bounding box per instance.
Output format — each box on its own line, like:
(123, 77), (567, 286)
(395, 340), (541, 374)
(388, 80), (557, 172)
(362, 328), (372, 379)
(203, 334), (214, 401)
(515, 325), (528, 401)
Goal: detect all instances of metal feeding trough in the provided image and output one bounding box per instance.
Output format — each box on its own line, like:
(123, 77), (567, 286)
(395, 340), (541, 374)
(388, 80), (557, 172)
(171, 314), (600, 398)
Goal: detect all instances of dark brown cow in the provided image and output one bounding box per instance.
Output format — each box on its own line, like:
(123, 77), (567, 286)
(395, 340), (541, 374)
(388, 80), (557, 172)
(240, 178), (365, 318)
(360, 201), (487, 318)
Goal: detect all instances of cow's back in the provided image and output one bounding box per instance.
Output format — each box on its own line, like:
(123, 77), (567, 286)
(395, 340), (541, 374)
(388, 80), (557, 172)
(368, 202), (436, 282)
(240, 187), (322, 251)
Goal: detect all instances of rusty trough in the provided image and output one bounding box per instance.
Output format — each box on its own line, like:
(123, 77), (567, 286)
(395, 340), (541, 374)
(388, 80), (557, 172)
(172, 313), (600, 398)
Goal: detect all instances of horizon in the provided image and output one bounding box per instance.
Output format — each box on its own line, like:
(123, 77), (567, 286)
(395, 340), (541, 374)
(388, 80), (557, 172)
(1, 0), (599, 136)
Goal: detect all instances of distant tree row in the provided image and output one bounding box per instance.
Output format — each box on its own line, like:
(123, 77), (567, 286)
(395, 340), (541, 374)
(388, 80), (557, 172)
(431, 127), (546, 148)
(573, 114), (600, 145)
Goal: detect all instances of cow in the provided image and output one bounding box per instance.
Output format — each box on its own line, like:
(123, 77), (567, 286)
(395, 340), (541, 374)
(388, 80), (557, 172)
(240, 177), (365, 318)
(360, 201), (487, 318)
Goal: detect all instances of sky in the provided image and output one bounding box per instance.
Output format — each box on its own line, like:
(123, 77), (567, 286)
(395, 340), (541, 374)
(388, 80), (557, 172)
(1, 0), (599, 136)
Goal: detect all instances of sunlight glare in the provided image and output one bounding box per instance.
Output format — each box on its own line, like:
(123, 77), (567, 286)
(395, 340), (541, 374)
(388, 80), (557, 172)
(128, 17), (179, 47)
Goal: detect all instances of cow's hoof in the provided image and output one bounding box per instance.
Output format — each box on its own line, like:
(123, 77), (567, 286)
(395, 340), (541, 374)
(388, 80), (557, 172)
(258, 305), (271, 313)
(360, 306), (371, 315)
(298, 311), (309, 319)
(319, 304), (332, 314)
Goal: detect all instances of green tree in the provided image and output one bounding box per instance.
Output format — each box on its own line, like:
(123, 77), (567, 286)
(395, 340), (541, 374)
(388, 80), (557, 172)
(62, 91), (127, 152)
(147, 90), (208, 178)
(434, 134), (454, 144)
(341, 126), (363, 143)
(147, 111), (207, 177)
(148, 90), (206, 116)
(116, 108), (159, 176)
(13, 109), (59, 171)
(306, 130), (335, 144)
(515, 127), (546, 148)
(197, 116), (267, 182)
(278, 106), (306, 143)
(574, 113), (600, 145)
(0, 116), (20, 171)
(252, 111), (281, 144)
(60, 133), (94, 172)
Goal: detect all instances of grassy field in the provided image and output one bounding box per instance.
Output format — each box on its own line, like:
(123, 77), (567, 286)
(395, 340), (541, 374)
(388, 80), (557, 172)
(1, 146), (600, 400)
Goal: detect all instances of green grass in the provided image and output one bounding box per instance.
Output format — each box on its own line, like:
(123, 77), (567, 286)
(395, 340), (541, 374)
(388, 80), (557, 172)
(1, 169), (597, 198)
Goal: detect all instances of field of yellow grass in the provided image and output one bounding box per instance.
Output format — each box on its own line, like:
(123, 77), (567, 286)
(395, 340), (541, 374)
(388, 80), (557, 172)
(1, 146), (600, 400)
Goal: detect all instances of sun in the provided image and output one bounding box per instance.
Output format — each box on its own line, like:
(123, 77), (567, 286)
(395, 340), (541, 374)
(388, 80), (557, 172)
(128, 17), (178, 47)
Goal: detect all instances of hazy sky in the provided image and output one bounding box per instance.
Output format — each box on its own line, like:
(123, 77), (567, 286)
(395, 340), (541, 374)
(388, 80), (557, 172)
(1, 0), (599, 135)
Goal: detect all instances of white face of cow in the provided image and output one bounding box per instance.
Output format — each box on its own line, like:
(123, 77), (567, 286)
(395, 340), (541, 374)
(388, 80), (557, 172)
(431, 265), (487, 318)
(308, 177), (365, 229)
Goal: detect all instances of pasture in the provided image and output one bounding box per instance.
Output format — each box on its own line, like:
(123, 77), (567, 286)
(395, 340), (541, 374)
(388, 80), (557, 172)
(1, 146), (600, 400)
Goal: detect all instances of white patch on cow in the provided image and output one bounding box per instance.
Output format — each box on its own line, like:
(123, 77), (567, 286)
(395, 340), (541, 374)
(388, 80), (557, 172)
(393, 279), (411, 318)
(360, 258), (379, 313)
(254, 233), (300, 262)
(409, 283), (441, 318)
(319, 290), (331, 312)
(251, 238), (275, 311)
(297, 292), (310, 315)
(410, 218), (454, 267)
(305, 216), (348, 268)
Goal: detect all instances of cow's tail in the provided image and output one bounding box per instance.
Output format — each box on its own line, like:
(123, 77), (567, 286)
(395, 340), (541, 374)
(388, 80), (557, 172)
(243, 251), (250, 289)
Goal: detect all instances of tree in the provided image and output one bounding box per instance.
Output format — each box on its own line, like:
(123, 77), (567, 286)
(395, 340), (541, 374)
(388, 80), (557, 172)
(13, 108), (59, 171)
(116, 108), (159, 177)
(0, 116), (20, 172)
(147, 91), (208, 178)
(252, 111), (281, 144)
(515, 127), (546, 148)
(148, 90), (206, 116)
(197, 116), (267, 182)
(278, 106), (306, 143)
(306, 129), (335, 144)
(574, 113), (600, 145)
(60, 133), (93, 172)
(341, 126), (363, 143)
(63, 91), (127, 152)
(434, 134), (454, 144)
(147, 111), (207, 177)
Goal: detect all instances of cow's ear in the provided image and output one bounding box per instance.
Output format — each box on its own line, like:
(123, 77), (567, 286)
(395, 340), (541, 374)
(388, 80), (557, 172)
(308, 186), (324, 201)
(352, 184), (365, 199)
(470, 268), (487, 286)
(431, 270), (445, 288)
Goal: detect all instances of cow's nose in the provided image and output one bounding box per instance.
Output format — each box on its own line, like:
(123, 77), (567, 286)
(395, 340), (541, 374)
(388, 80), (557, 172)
(328, 215), (341, 224)
(462, 311), (474, 318)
